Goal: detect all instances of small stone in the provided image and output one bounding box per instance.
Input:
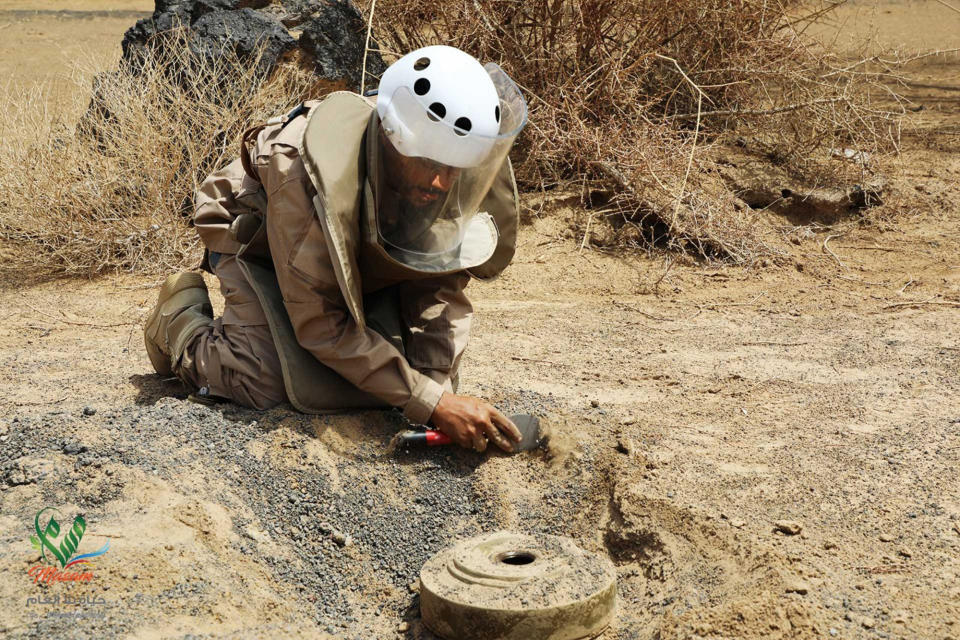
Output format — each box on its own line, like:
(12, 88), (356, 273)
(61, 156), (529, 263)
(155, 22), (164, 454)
(620, 417), (635, 425)
(774, 520), (802, 536)
(829, 629), (837, 637)
(861, 616), (875, 629)
(408, 580), (420, 593)
(332, 531), (351, 547)
(647, 451), (672, 468)
(730, 519), (746, 529)
(590, 399), (600, 408)
(878, 532), (895, 542)
(243, 526), (269, 543)
(823, 540), (838, 550)
(896, 546), (912, 558)
(615, 439), (634, 456)
(785, 580), (810, 595)
(62, 443), (87, 455)
(6, 468), (29, 485)
(82, 406), (96, 416)
(397, 622), (410, 632)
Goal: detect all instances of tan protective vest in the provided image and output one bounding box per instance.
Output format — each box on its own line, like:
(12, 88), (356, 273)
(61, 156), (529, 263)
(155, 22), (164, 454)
(235, 92), (519, 412)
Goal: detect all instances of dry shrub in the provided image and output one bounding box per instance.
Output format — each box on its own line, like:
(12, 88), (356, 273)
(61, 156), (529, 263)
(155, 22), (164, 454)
(0, 30), (317, 281)
(0, 2), (907, 280)
(366, 0), (904, 260)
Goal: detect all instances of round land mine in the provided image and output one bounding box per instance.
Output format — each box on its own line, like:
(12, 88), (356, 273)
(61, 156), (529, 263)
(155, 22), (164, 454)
(420, 531), (616, 640)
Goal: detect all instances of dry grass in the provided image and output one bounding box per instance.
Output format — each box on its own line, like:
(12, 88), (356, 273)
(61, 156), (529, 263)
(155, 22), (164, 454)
(0, 1), (910, 281)
(0, 30), (317, 281)
(366, 0), (907, 260)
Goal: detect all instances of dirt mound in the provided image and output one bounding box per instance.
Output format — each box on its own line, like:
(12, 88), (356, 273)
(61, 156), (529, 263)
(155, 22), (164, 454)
(606, 480), (820, 639)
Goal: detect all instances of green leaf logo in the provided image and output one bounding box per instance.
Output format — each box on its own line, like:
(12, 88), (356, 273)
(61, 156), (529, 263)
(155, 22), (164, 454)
(32, 508), (86, 568)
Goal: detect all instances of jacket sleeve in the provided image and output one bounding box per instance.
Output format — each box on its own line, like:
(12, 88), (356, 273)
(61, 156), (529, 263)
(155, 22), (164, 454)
(398, 273), (472, 392)
(257, 141), (445, 424)
(193, 158), (247, 255)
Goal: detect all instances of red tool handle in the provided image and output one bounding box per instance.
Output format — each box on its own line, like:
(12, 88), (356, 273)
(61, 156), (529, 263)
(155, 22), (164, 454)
(425, 430), (451, 446)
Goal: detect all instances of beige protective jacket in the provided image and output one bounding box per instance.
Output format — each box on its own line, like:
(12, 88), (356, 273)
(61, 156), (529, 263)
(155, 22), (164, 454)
(192, 94), (518, 424)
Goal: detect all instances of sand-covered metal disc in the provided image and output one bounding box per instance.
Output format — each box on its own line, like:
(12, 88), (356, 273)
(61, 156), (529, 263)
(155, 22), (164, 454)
(420, 531), (616, 640)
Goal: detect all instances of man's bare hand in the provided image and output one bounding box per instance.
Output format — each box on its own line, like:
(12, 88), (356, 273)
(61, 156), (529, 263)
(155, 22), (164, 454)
(430, 393), (522, 453)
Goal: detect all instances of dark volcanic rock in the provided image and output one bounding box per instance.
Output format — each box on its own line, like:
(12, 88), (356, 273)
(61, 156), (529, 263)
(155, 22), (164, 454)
(189, 9), (297, 76)
(299, 1), (381, 90)
(120, 0), (384, 90)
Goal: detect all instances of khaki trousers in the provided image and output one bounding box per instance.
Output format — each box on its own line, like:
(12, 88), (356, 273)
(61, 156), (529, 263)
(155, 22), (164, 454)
(175, 254), (407, 411)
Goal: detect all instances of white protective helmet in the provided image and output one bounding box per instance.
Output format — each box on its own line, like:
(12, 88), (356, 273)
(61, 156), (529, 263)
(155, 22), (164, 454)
(373, 45), (528, 273)
(377, 45), (507, 168)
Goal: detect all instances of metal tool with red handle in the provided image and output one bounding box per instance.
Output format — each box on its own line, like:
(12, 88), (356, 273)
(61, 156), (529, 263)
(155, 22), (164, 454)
(397, 430), (454, 446)
(396, 414), (542, 453)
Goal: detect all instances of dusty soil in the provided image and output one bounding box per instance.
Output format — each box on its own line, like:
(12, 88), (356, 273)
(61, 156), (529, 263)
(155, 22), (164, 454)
(1, 2), (960, 639)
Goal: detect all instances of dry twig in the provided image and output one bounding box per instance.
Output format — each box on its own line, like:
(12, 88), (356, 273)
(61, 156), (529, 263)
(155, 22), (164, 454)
(897, 278), (915, 295)
(360, 0), (378, 94)
(882, 297), (960, 310)
(510, 355), (564, 367)
(612, 300), (675, 322)
(25, 304), (137, 328)
(700, 292), (767, 310)
(933, 0), (960, 16)
(666, 97), (847, 121)
(836, 275), (889, 286)
(822, 234), (847, 269)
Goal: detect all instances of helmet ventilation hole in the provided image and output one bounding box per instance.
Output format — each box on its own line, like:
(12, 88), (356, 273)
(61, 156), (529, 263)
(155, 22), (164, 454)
(495, 105), (501, 122)
(428, 102), (447, 122)
(414, 57), (431, 71)
(414, 78), (431, 96)
(454, 117), (472, 136)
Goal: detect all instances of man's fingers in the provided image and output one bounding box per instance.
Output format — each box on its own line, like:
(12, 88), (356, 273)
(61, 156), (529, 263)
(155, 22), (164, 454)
(482, 422), (515, 453)
(471, 430), (488, 453)
(490, 408), (522, 442)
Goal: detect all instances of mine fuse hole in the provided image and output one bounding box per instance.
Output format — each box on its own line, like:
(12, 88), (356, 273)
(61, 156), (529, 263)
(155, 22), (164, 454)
(496, 551), (537, 566)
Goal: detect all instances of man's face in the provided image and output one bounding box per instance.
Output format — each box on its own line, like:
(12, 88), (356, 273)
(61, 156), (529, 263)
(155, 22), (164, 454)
(380, 130), (461, 209)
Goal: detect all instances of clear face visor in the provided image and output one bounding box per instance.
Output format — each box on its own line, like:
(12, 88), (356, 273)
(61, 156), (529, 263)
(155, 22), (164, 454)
(375, 63), (527, 272)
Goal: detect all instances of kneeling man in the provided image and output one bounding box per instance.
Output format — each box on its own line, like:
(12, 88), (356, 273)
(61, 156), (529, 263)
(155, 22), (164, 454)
(144, 46), (527, 453)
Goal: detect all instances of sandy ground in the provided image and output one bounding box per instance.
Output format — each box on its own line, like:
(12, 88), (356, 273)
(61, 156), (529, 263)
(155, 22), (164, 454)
(1, 1), (960, 639)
